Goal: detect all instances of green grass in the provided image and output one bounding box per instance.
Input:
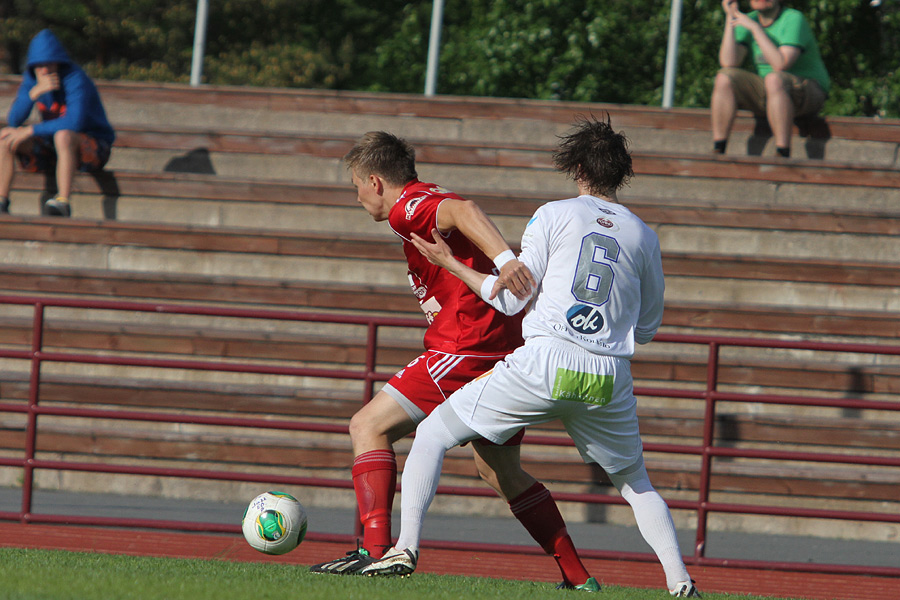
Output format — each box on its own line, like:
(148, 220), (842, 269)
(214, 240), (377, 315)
(0, 547), (802, 600)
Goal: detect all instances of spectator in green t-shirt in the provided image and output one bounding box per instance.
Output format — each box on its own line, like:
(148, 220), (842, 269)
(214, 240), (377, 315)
(711, 0), (830, 158)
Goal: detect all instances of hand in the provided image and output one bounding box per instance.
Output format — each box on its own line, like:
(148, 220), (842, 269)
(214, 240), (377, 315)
(31, 71), (60, 99)
(721, 0), (738, 15)
(0, 126), (34, 152)
(730, 8), (755, 29)
(410, 228), (457, 270)
(491, 259), (535, 300)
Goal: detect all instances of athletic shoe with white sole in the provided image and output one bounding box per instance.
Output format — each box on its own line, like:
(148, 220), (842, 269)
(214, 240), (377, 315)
(358, 545), (418, 577)
(670, 581), (701, 597)
(44, 197), (71, 217)
(556, 577), (601, 592)
(309, 546), (377, 575)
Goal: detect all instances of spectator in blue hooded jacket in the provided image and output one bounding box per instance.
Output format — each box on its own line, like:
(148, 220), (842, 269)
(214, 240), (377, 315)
(0, 29), (115, 217)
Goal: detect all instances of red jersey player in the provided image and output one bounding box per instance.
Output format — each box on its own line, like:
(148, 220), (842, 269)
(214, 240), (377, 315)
(309, 131), (596, 591)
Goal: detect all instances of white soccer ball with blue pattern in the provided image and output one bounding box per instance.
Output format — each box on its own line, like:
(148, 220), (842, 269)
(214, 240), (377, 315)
(241, 491), (307, 555)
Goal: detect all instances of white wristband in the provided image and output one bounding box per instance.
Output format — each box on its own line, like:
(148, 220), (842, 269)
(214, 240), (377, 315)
(493, 249), (516, 270)
(480, 275), (499, 301)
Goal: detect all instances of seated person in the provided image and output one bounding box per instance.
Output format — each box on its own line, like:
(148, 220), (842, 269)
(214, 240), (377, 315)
(1, 29), (115, 217)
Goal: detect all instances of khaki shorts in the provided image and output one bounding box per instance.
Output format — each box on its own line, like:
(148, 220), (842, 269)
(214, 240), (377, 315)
(719, 67), (826, 118)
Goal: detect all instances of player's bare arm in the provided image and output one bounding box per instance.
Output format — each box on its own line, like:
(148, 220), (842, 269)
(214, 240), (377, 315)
(29, 71), (60, 100)
(732, 11), (799, 71)
(411, 229), (488, 295)
(435, 198), (536, 299)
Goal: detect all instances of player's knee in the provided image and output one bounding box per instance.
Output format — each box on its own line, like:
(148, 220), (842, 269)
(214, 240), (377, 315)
(476, 464), (502, 491)
(348, 410), (376, 445)
(713, 70), (733, 92)
(53, 129), (79, 150)
(764, 72), (789, 96)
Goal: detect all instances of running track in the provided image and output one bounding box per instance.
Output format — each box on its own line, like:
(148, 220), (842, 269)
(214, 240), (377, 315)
(1, 523), (897, 600)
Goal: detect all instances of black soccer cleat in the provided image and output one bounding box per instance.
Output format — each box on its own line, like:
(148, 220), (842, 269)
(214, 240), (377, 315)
(309, 545), (378, 575)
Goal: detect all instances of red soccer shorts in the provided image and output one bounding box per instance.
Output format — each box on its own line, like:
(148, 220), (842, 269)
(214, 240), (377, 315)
(383, 350), (525, 447)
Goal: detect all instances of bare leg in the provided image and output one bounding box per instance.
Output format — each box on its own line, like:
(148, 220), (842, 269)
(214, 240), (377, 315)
(474, 442), (592, 586)
(347, 391), (417, 556)
(711, 70), (739, 146)
(0, 137), (30, 199)
(349, 391), (416, 456)
(53, 129), (83, 200)
(0, 150), (15, 199)
(471, 443), (534, 501)
(765, 72), (794, 151)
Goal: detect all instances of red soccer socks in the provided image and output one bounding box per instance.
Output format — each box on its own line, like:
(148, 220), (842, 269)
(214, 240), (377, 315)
(352, 449), (397, 558)
(509, 481), (592, 586)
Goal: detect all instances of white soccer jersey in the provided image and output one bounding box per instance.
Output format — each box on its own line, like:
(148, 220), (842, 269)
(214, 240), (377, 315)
(480, 195), (664, 358)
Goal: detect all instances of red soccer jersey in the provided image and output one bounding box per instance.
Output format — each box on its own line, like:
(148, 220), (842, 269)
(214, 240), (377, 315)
(388, 180), (523, 355)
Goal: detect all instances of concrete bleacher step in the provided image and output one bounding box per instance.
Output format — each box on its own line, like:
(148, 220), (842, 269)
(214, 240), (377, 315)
(2, 217), (898, 313)
(4, 76), (896, 165)
(3, 77), (899, 539)
(3, 368), (899, 506)
(1, 264), (898, 341)
(98, 127), (900, 210)
(2, 310), (898, 400)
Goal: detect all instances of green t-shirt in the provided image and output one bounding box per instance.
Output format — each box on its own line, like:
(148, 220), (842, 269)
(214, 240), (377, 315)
(734, 7), (831, 93)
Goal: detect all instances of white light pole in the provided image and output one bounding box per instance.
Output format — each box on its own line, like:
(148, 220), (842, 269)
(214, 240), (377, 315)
(190, 0), (209, 87)
(662, 0), (683, 108)
(424, 0), (446, 96)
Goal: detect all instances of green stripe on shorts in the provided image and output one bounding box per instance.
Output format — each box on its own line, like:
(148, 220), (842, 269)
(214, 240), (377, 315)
(551, 368), (613, 406)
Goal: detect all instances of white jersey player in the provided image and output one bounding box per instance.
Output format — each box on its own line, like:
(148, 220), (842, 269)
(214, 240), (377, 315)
(361, 116), (699, 598)
(487, 194), (665, 358)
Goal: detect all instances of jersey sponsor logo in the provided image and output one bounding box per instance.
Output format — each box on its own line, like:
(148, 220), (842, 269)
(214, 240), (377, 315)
(405, 196), (426, 220)
(419, 296), (441, 324)
(551, 367), (613, 406)
(596, 217), (618, 231)
(428, 185), (452, 195)
(566, 304), (605, 334)
(597, 208), (616, 215)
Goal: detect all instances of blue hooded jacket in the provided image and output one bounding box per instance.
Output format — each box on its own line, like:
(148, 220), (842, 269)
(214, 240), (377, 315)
(6, 29), (115, 145)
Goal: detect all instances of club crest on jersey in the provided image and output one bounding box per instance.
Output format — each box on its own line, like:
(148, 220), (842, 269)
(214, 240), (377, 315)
(596, 217), (618, 231)
(566, 304), (605, 334)
(405, 196), (426, 220)
(408, 274), (427, 299)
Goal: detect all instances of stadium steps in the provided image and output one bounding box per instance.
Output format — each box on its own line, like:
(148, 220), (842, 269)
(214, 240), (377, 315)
(4, 370), (898, 452)
(95, 128), (900, 211)
(4, 76), (897, 165)
(3, 264), (899, 340)
(2, 312), (897, 401)
(1, 217), (898, 316)
(3, 370), (899, 505)
(2, 78), (898, 534)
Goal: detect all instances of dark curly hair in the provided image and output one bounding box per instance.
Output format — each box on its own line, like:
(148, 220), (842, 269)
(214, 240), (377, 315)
(552, 114), (633, 196)
(344, 131), (418, 186)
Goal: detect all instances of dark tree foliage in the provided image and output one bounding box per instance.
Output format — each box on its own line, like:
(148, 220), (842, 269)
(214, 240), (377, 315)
(1, 0), (897, 117)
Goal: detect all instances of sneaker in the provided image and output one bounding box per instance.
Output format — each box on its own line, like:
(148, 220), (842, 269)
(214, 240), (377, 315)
(309, 546), (377, 575)
(0, 198), (8, 214)
(556, 577), (601, 592)
(670, 581), (701, 597)
(44, 197), (71, 217)
(358, 545), (418, 577)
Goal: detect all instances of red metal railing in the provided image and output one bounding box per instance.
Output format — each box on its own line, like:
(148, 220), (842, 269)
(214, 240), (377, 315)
(1, 294), (898, 577)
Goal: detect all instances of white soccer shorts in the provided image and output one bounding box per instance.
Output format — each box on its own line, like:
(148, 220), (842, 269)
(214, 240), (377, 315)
(447, 336), (643, 474)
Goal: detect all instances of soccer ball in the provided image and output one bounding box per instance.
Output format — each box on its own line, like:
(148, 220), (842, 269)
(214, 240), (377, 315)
(241, 491), (308, 555)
